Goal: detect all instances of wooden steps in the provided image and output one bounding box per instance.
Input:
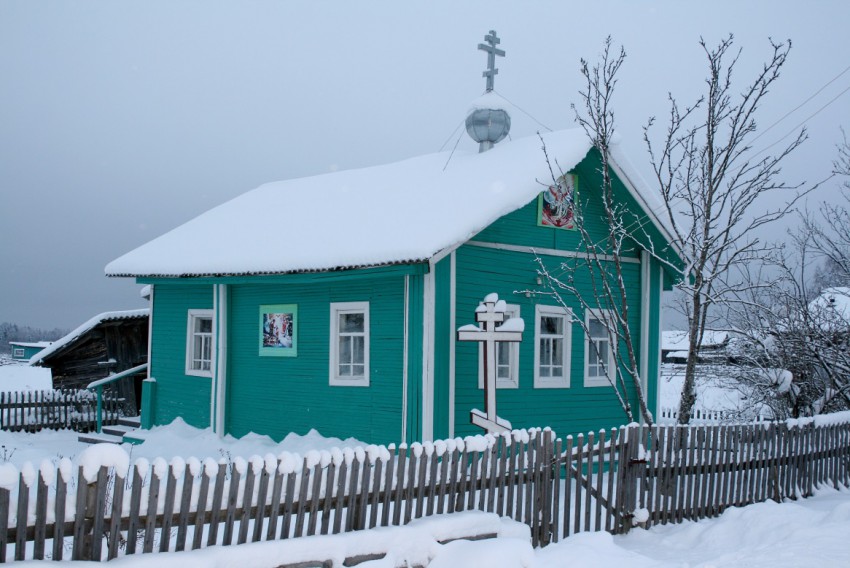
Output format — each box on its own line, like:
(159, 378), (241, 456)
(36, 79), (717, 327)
(78, 415), (140, 445)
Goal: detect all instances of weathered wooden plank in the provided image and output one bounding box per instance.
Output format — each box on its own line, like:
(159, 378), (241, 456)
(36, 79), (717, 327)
(540, 433), (553, 546)
(507, 439), (519, 520)
(525, 433), (535, 532)
(380, 449), (395, 526)
(306, 461), (323, 536)
(674, 427), (688, 523)
(573, 433), (584, 534)
(415, 447), (428, 520)
(359, 454), (374, 530)
(206, 462), (228, 546)
(680, 425), (693, 521)
(279, 470), (297, 539)
(346, 456), (361, 532)
(392, 446), (407, 525)
(368, 455), (383, 529)
(221, 463), (242, 545)
(106, 469), (127, 559)
(704, 425), (720, 517)
(454, 447), (468, 514)
(71, 466), (87, 560)
(644, 426), (658, 526)
(435, 448), (449, 516)
(192, 463), (212, 550)
(495, 436), (508, 517)
(142, 465), (161, 553)
(159, 464), (178, 552)
(293, 460), (311, 538)
(582, 430), (594, 532)
(751, 425), (765, 505)
(90, 466), (109, 560)
(466, 447), (479, 513)
(402, 444), (422, 524)
(551, 437), (562, 543)
(125, 464), (144, 554)
(331, 459), (348, 535)
(32, 469), (49, 559)
(320, 461), (337, 535)
(605, 428), (617, 532)
(561, 435), (573, 538)
(238, 462), (258, 544)
(252, 461), (272, 542)
(0, 487), (10, 562)
(594, 430), (606, 531)
(175, 464), (195, 552)
(265, 466), (284, 540)
(426, 448), (439, 518)
(477, 445), (489, 512)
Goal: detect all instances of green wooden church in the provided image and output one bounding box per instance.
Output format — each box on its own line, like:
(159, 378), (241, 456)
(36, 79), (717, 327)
(106, 35), (679, 445)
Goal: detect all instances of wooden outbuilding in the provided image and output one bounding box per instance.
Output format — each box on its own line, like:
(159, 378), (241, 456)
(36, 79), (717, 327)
(31, 309), (149, 413)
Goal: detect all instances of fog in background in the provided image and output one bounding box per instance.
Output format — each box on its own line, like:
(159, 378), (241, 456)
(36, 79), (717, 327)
(2, 1), (849, 330)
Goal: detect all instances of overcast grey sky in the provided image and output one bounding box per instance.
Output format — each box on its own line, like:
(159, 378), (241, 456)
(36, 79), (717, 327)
(2, 0), (849, 329)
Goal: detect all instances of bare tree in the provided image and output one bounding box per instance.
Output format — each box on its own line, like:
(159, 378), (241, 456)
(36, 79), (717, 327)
(533, 37), (654, 425)
(720, 135), (850, 419)
(645, 35), (807, 424)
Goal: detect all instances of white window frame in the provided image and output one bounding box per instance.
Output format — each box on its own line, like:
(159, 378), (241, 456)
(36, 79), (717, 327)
(185, 309), (214, 377)
(329, 302), (370, 387)
(533, 304), (572, 388)
(585, 309), (616, 387)
(12, 348), (24, 358)
(477, 304), (520, 389)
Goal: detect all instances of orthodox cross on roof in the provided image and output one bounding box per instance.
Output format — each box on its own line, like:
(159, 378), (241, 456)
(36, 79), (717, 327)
(478, 30), (505, 92)
(457, 293), (523, 434)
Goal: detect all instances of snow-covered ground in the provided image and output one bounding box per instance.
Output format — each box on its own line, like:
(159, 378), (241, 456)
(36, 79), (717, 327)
(15, 488), (850, 567)
(0, 361), (52, 392)
(0, 418), (365, 470)
(658, 363), (757, 421)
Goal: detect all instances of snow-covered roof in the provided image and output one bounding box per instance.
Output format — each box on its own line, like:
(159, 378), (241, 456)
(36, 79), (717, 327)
(106, 129), (676, 278)
(30, 309), (149, 364)
(8, 341), (52, 348)
(662, 330), (730, 351)
(808, 287), (850, 330)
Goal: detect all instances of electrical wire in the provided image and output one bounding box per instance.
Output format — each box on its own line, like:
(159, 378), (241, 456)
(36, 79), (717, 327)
(754, 82), (850, 158)
(752, 63), (850, 144)
(493, 89), (554, 132)
(439, 119), (466, 152)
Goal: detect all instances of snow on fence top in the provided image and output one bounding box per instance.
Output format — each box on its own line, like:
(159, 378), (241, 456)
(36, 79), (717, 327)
(0, 427), (553, 489)
(105, 129), (674, 278)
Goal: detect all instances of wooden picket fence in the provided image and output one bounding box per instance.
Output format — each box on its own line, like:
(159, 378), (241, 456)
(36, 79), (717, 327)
(0, 390), (126, 433)
(0, 419), (848, 562)
(658, 406), (769, 424)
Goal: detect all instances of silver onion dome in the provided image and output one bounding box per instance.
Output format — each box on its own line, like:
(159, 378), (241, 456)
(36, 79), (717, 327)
(466, 107), (511, 152)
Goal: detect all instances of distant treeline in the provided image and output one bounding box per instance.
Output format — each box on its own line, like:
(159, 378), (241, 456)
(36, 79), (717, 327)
(0, 322), (68, 354)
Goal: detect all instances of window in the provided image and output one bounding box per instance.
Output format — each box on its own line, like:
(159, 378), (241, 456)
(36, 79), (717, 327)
(12, 348), (24, 358)
(186, 310), (214, 377)
(585, 310), (614, 387)
(478, 304), (520, 389)
(534, 305), (572, 388)
(330, 302), (370, 386)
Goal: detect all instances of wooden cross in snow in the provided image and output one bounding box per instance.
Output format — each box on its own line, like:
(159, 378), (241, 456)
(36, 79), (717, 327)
(457, 293), (523, 434)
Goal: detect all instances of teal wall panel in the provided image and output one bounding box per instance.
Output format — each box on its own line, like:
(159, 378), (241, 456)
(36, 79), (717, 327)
(453, 243), (647, 438)
(405, 273), (424, 443)
(432, 256), (452, 440)
(226, 276), (406, 445)
(149, 283), (214, 428)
